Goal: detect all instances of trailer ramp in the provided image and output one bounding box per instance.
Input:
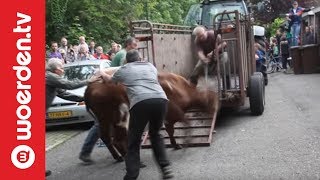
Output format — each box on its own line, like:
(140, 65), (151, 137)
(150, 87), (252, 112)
(141, 109), (217, 148)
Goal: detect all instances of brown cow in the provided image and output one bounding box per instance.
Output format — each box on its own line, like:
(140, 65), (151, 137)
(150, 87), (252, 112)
(84, 79), (129, 162)
(158, 73), (219, 149)
(84, 72), (219, 161)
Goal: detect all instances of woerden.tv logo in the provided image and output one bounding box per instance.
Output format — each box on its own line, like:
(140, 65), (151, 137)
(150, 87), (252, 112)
(0, 0), (45, 178)
(11, 145), (35, 169)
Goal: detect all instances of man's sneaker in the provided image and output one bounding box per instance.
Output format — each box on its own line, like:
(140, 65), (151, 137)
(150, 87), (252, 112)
(140, 162), (147, 168)
(96, 139), (106, 147)
(162, 165), (174, 179)
(286, 68), (293, 74)
(79, 154), (94, 165)
(45, 170), (52, 177)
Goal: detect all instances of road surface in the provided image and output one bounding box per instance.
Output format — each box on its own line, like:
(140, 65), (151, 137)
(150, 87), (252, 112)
(46, 72), (320, 180)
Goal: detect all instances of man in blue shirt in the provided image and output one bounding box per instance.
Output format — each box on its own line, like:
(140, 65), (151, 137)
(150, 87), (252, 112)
(288, 1), (312, 46)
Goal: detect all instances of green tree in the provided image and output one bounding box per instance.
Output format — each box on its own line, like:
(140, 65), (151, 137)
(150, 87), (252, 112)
(265, 17), (285, 38)
(46, 0), (69, 42)
(46, 0), (198, 49)
(65, 16), (86, 45)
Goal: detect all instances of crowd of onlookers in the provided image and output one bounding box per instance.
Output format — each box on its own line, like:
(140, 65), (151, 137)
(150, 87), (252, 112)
(255, 1), (316, 74)
(46, 36), (122, 64)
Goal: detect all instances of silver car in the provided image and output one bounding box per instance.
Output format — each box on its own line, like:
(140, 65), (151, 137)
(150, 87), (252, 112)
(46, 60), (111, 127)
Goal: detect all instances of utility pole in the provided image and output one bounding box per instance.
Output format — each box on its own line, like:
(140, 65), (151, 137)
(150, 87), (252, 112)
(145, 0), (149, 20)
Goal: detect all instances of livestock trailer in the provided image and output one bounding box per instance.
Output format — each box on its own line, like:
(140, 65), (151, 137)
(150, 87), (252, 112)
(130, 10), (265, 148)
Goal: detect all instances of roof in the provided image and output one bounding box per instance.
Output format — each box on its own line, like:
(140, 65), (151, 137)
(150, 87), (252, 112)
(302, 6), (320, 18)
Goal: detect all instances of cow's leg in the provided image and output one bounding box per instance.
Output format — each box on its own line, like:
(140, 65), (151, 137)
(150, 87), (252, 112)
(99, 120), (123, 162)
(211, 96), (219, 130)
(207, 91), (219, 135)
(164, 122), (181, 149)
(100, 136), (123, 162)
(113, 126), (128, 157)
(165, 102), (185, 150)
(113, 103), (130, 157)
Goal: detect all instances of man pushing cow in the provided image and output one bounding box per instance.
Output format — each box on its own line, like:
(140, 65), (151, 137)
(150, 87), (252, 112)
(87, 49), (174, 180)
(190, 26), (228, 87)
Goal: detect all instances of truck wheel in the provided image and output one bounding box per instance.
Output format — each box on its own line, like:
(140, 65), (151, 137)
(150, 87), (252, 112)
(249, 72), (265, 115)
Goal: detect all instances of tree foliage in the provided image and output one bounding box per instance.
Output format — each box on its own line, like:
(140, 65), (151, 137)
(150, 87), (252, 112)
(249, 0), (319, 38)
(46, 0), (319, 48)
(46, 0), (197, 49)
(267, 17), (286, 37)
(250, 0), (319, 23)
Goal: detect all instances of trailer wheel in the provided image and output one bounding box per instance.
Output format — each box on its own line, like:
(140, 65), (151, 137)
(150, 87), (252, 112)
(249, 72), (265, 115)
(264, 76), (268, 86)
(262, 66), (268, 86)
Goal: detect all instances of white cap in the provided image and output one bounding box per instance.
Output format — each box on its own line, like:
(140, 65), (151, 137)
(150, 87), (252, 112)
(253, 25), (265, 36)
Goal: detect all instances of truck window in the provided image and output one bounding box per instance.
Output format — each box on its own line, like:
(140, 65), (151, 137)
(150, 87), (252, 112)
(184, 4), (202, 26)
(184, 1), (246, 29)
(203, 2), (245, 29)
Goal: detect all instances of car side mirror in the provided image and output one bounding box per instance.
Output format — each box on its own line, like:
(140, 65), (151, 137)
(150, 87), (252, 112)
(248, 6), (252, 14)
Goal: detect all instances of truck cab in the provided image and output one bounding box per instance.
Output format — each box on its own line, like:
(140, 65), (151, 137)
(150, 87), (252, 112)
(184, 0), (248, 28)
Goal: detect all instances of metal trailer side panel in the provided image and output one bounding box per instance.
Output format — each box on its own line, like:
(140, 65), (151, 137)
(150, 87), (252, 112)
(152, 34), (196, 77)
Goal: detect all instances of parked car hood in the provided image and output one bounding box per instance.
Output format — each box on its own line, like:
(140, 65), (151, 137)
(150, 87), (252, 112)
(51, 86), (87, 105)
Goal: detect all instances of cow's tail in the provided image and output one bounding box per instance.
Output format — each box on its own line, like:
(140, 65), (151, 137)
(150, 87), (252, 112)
(86, 105), (97, 120)
(84, 88), (98, 120)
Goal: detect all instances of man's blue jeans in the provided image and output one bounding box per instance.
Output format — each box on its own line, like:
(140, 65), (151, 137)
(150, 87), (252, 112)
(291, 23), (301, 46)
(80, 120), (100, 156)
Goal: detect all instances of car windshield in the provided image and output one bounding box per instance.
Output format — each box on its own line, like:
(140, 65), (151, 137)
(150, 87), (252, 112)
(184, 1), (246, 28)
(63, 64), (99, 81)
(184, 4), (202, 27)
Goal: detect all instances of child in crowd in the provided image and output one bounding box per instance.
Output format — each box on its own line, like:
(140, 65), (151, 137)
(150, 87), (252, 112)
(254, 43), (265, 73)
(280, 32), (290, 72)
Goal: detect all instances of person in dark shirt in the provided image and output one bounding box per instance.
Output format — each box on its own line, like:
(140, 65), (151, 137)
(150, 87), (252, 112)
(280, 33), (290, 71)
(189, 26), (227, 86)
(107, 42), (120, 60)
(254, 43), (265, 73)
(275, 29), (282, 52)
(302, 26), (315, 45)
(88, 40), (96, 55)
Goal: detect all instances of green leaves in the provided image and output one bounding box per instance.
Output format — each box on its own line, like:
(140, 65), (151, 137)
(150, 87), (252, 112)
(266, 17), (285, 38)
(46, 0), (197, 49)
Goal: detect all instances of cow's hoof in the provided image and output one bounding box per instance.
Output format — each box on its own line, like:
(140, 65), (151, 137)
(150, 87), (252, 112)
(140, 162), (147, 168)
(115, 156), (124, 162)
(173, 144), (183, 150)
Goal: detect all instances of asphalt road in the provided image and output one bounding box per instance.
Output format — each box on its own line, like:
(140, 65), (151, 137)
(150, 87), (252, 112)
(46, 72), (320, 180)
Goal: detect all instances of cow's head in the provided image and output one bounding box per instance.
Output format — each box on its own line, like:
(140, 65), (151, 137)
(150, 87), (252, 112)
(199, 89), (219, 115)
